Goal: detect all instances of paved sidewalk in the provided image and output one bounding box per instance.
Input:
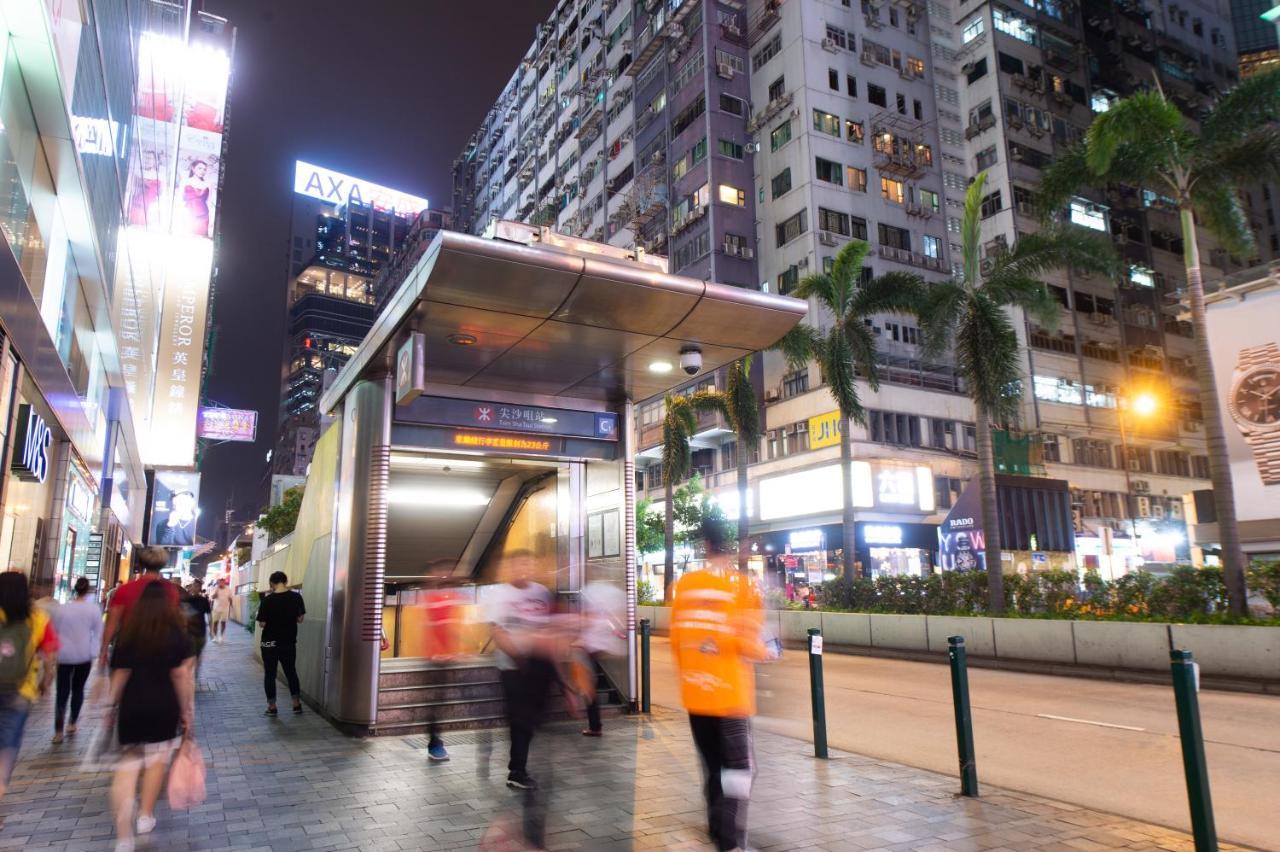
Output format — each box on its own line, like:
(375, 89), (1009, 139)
(0, 627), (1240, 851)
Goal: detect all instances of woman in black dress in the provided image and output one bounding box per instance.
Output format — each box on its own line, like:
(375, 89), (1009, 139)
(108, 582), (194, 851)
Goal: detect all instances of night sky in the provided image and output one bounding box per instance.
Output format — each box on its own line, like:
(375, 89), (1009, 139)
(197, 0), (556, 539)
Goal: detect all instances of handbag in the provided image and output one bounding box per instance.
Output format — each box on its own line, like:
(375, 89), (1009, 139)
(80, 708), (121, 773)
(166, 737), (207, 810)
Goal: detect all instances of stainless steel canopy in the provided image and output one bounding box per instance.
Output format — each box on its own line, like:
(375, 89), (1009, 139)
(319, 225), (808, 411)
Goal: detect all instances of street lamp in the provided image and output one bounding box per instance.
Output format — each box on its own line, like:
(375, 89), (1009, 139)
(1117, 390), (1160, 557)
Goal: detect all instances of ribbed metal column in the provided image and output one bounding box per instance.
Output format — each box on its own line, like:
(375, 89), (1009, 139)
(623, 400), (638, 709)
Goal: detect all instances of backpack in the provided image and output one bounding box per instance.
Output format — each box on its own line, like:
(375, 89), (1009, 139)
(0, 620), (34, 694)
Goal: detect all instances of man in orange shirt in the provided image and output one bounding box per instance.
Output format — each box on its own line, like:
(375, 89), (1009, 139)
(670, 518), (768, 852)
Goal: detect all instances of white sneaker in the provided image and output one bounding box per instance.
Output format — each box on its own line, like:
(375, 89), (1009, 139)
(114, 841), (135, 852)
(135, 814), (156, 835)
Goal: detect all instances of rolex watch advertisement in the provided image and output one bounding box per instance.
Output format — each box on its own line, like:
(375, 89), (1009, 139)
(1206, 278), (1280, 522)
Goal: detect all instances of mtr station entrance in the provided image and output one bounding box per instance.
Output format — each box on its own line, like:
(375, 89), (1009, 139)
(271, 221), (804, 735)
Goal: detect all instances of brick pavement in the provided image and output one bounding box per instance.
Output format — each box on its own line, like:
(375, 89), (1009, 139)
(0, 626), (1241, 851)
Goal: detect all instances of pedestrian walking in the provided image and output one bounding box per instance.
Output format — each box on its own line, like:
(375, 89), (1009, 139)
(181, 581), (210, 680)
(670, 517), (768, 852)
(419, 570), (464, 761)
(50, 577), (101, 744)
(0, 572), (57, 798)
(99, 547), (179, 668)
(483, 551), (555, 791)
(107, 581), (195, 851)
(255, 571), (305, 716)
(209, 578), (234, 644)
(577, 580), (624, 737)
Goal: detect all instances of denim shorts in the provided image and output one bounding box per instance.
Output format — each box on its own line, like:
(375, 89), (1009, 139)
(0, 693), (32, 782)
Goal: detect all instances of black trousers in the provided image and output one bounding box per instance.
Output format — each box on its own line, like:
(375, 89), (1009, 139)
(584, 651), (603, 733)
(499, 658), (554, 775)
(261, 642), (301, 703)
(688, 714), (753, 852)
(54, 662), (92, 731)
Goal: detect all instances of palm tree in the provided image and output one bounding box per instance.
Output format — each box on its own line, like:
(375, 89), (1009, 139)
(660, 390), (727, 601)
(724, 357), (761, 571)
(774, 239), (922, 580)
(917, 173), (1118, 612)
(1037, 70), (1280, 615)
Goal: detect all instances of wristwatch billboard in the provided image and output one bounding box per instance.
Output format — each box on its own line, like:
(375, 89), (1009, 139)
(1227, 342), (1280, 485)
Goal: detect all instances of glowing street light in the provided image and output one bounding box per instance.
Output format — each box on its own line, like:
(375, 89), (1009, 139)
(1130, 392), (1159, 418)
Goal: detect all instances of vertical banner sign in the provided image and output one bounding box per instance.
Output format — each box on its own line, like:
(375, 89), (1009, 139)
(395, 332), (426, 405)
(84, 533), (104, 588)
(938, 478), (987, 572)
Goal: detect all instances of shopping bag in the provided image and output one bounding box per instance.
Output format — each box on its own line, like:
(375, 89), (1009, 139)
(166, 738), (207, 810)
(80, 711), (120, 773)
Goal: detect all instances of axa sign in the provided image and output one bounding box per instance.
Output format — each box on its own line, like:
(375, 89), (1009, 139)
(293, 161), (429, 214)
(11, 405), (53, 483)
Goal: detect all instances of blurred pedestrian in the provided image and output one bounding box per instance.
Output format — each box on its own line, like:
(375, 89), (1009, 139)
(181, 581), (210, 681)
(420, 570), (464, 761)
(255, 571), (305, 716)
(0, 572), (57, 797)
(670, 517), (768, 852)
(50, 577), (101, 744)
(577, 580), (624, 737)
(209, 578), (234, 644)
(99, 546), (179, 668)
(483, 550), (554, 791)
(108, 581), (194, 850)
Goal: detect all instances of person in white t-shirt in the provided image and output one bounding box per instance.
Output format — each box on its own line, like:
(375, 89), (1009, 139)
(209, 579), (234, 644)
(483, 551), (554, 793)
(576, 581), (625, 737)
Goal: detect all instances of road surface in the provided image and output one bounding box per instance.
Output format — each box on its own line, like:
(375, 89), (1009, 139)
(646, 636), (1280, 849)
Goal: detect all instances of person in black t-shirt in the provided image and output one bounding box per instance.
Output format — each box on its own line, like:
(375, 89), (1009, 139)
(255, 572), (306, 716)
(182, 581), (211, 681)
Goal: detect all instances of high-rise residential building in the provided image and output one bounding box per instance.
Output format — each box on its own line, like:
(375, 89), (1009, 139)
(1231, 0), (1280, 263)
(273, 163), (431, 477)
(0, 2), (233, 592)
(454, 0), (1267, 587)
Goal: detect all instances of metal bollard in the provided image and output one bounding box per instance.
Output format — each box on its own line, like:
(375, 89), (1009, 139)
(1170, 649), (1216, 851)
(807, 627), (828, 759)
(640, 618), (651, 714)
(947, 636), (979, 797)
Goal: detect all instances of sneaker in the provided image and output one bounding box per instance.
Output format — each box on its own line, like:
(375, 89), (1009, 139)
(506, 772), (537, 790)
(581, 728), (602, 737)
(292, 702), (303, 715)
(51, 732), (64, 744)
(66, 723), (78, 736)
(427, 740), (450, 761)
(264, 706), (278, 717)
(135, 814), (156, 835)
(114, 841), (135, 852)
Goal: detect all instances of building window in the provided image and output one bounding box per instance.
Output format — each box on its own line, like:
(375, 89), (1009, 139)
(966, 57), (988, 83)
(718, 139), (744, 159)
(825, 24), (849, 49)
(961, 15), (985, 43)
(850, 216), (869, 240)
(846, 120), (865, 144)
(719, 93), (746, 116)
(783, 369), (809, 398)
(771, 168), (792, 199)
(776, 210), (808, 247)
(768, 76), (786, 101)
(819, 207), (851, 235)
(908, 56), (925, 77)
(770, 119), (792, 151)
(828, 68), (840, 90)
(993, 7), (1038, 44)
(752, 33), (782, 71)
(868, 83), (887, 107)
(847, 166), (868, 192)
(922, 235), (941, 258)
(777, 264), (800, 294)
(716, 48), (746, 74)
(980, 190), (1003, 218)
(846, 75), (857, 97)
(815, 157), (843, 185)
(691, 136), (708, 164)
(813, 109), (841, 136)
(718, 184), (746, 206)
(976, 145), (998, 171)
(919, 188), (940, 212)
(878, 222), (910, 250)
(880, 176), (905, 204)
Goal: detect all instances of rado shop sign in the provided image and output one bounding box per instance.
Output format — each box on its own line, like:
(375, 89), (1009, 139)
(11, 405), (53, 484)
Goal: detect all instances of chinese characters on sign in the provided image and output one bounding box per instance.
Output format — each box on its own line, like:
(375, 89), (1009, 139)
(452, 432), (552, 452)
(396, 396), (618, 441)
(196, 407), (259, 442)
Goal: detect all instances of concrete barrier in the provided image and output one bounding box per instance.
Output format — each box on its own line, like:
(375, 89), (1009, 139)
(992, 617), (1076, 664)
(869, 613), (930, 651)
(926, 616), (996, 657)
(820, 611), (872, 647)
(1170, 624), (1280, 680)
(779, 609), (823, 643)
(1072, 620), (1171, 672)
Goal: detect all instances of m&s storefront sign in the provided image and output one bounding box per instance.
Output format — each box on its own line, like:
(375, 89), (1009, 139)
(11, 405), (52, 483)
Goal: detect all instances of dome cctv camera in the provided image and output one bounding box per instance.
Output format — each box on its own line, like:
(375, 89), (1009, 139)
(679, 346), (703, 376)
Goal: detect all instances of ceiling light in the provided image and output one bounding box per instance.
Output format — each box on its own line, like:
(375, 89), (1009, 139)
(448, 333), (478, 346)
(387, 487), (491, 507)
(648, 360), (673, 373)
(389, 454), (486, 470)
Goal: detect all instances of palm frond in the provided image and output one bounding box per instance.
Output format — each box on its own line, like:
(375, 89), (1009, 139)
(1035, 144), (1094, 223)
(791, 272), (838, 315)
(819, 329), (866, 424)
(1199, 67), (1280, 149)
(1084, 90), (1184, 176)
(851, 270), (927, 318)
(983, 272), (1060, 330)
(725, 356), (761, 444)
(772, 323), (823, 372)
(844, 318), (882, 395)
(962, 173), (986, 288)
(1195, 125), (1280, 190)
(685, 389), (730, 420)
(1190, 181), (1255, 257)
(916, 280), (966, 361)
(988, 226), (1121, 287)
(955, 293), (1022, 418)
(828, 239), (871, 317)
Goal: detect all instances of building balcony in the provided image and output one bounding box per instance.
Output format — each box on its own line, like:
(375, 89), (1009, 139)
(877, 244), (946, 274)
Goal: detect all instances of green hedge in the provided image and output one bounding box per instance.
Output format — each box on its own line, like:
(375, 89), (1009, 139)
(811, 564), (1280, 625)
